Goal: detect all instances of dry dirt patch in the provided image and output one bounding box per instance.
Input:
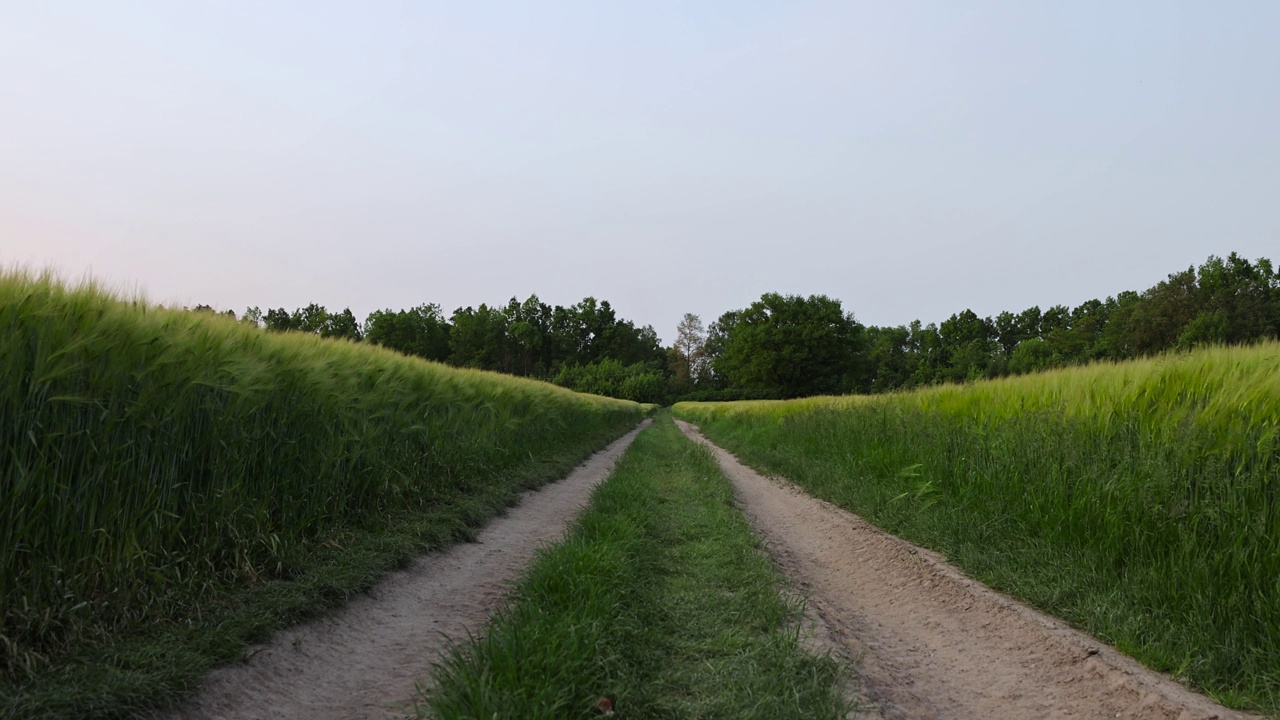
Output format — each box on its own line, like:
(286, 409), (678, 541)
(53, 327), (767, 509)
(154, 421), (649, 720)
(677, 420), (1256, 720)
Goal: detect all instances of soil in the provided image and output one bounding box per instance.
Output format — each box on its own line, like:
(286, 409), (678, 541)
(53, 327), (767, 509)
(676, 420), (1258, 720)
(153, 421), (649, 720)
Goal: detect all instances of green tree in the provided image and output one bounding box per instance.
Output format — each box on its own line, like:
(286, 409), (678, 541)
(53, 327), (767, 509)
(260, 304), (359, 340)
(364, 304), (451, 361)
(293, 303), (331, 334)
(1096, 291), (1142, 360)
(669, 313), (708, 395)
(1183, 253), (1280, 346)
(503, 295), (553, 376)
(322, 307), (362, 341)
(552, 358), (667, 404)
(1038, 298), (1111, 364)
(1127, 267), (1200, 353)
(699, 310), (740, 390)
(1008, 337), (1055, 375)
(938, 310), (996, 382)
(263, 307), (297, 333)
(907, 321), (946, 386)
(552, 297), (615, 365)
(449, 304), (509, 370)
(995, 307), (1040, 358)
(713, 293), (864, 398)
(241, 306), (264, 327)
(862, 324), (918, 392)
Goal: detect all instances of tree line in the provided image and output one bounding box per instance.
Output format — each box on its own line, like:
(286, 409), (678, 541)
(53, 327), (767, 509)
(673, 252), (1280, 399)
(197, 296), (672, 403)
(197, 252), (1279, 404)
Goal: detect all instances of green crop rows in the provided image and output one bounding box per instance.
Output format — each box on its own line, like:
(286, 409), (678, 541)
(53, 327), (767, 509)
(0, 271), (644, 717)
(675, 343), (1280, 713)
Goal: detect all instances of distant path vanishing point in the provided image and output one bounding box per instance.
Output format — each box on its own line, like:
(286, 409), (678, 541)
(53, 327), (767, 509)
(155, 420), (650, 720)
(676, 419), (1256, 720)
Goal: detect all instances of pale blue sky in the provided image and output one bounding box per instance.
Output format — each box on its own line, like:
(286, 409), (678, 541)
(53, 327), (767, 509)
(3, 2), (1278, 343)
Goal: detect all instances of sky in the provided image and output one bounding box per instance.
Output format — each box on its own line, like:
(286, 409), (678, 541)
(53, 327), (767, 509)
(3, 1), (1278, 345)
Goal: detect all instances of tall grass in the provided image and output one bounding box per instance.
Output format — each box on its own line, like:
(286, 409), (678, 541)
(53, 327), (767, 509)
(674, 343), (1280, 712)
(0, 270), (643, 685)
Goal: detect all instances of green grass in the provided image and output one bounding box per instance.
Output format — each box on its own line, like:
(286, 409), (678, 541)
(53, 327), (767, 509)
(421, 413), (850, 720)
(0, 270), (645, 718)
(674, 342), (1280, 715)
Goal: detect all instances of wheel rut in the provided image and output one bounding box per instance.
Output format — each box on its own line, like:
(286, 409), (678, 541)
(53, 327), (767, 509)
(676, 420), (1256, 720)
(154, 421), (649, 720)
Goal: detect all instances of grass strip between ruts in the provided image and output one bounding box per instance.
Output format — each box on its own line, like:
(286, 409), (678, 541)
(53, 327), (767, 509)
(420, 412), (851, 720)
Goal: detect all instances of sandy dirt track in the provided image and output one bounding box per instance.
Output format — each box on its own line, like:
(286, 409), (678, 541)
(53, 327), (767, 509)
(153, 421), (649, 720)
(676, 420), (1256, 720)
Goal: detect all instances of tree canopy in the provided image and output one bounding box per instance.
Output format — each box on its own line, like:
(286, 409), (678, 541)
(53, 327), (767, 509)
(711, 293), (864, 398)
(687, 252), (1279, 400)
(235, 294), (668, 403)
(204, 251), (1279, 405)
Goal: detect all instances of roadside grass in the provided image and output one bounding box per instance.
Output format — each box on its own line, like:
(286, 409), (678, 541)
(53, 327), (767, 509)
(421, 413), (850, 720)
(673, 342), (1280, 715)
(2, 432), (627, 720)
(0, 270), (645, 719)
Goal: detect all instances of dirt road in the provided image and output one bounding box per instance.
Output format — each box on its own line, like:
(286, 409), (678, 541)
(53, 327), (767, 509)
(677, 420), (1255, 720)
(155, 421), (649, 720)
